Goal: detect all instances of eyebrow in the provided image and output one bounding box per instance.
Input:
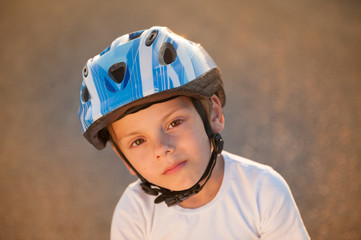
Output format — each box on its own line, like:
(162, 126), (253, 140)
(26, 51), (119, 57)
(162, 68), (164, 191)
(121, 130), (143, 140)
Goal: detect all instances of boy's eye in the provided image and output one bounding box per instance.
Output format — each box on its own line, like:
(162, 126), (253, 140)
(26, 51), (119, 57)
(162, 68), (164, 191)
(131, 139), (145, 147)
(169, 119), (182, 128)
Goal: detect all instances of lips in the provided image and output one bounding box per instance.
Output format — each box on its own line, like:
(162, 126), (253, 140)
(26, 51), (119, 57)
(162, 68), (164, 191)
(163, 161), (187, 175)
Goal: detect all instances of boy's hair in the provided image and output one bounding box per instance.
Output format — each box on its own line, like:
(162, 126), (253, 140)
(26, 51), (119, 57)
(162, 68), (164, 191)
(78, 26), (225, 150)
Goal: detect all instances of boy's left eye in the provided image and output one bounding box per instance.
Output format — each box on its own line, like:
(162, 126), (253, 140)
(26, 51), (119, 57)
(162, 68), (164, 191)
(169, 119), (183, 129)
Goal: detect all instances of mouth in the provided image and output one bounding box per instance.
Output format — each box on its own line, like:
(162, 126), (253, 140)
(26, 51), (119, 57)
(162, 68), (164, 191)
(163, 161), (187, 175)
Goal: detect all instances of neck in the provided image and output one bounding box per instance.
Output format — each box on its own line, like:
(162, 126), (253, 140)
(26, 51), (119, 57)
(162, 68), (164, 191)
(179, 154), (224, 209)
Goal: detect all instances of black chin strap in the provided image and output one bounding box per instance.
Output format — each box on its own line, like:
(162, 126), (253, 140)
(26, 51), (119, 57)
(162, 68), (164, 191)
(110, 98), (224, 207)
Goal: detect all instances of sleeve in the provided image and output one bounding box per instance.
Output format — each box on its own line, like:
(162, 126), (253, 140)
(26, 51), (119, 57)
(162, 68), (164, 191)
(110, 184), (147, 240)
(257, 169), (310, 240)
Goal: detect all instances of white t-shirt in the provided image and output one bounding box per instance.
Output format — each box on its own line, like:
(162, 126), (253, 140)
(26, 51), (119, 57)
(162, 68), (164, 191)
(111, 151), (310, 240)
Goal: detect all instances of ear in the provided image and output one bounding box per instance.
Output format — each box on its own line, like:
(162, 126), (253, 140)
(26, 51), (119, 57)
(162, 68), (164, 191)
(110, 142), (137, 176)
(209, 95), (225, 133)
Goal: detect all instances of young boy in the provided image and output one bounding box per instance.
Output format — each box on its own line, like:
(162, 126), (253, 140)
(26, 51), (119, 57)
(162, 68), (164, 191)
(78, 26), (310, 239)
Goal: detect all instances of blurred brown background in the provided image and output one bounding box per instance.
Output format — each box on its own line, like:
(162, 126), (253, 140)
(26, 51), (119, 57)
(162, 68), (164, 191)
(0, 0), (360, 239)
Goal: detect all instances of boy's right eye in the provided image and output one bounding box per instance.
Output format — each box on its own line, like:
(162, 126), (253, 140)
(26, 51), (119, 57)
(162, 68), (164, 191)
(131, 139), (145, 147)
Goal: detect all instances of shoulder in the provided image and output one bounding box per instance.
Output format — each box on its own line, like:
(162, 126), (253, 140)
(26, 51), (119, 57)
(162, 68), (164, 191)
(222, 150), (293, 201)
(222, 151), (309, 239)
(112, 179), (156, 219)
(116, 180), (154, 207)
(222, 151), (279, 184)
(223, 151), (271, 168)
(111, 180), (155, 240)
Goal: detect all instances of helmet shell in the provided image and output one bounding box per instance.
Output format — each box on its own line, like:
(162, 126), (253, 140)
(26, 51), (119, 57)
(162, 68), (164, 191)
(78, 26), (225, 149)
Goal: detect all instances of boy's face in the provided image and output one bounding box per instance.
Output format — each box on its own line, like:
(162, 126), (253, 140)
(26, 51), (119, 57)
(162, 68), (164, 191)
(110, 96), (223, 191)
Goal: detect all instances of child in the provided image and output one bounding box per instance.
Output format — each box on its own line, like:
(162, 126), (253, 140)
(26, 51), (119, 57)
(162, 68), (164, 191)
(78, 26), (310, 239)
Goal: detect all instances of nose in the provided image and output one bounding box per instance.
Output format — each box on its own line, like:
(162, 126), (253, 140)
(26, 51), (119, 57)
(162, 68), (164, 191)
(153, 130), (175, 160)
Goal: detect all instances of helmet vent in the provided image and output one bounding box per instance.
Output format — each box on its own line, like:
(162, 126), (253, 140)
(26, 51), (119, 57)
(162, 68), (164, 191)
(82, 65), (88, 77)
(159, 42), (177, 65)
(145, 30), (158, 46)
(129, 30), (144, 40)
(100, 45), (111, 56)
(108, 62), (126, 84)
(82, 86), (90, 102)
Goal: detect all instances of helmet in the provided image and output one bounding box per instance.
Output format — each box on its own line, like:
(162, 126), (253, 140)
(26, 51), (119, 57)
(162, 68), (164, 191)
(78, 26), (225, 150)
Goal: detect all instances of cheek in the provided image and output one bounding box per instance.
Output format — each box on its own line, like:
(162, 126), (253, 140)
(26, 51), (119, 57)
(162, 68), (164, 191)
(121, 148), (152, 171)
(184, 127), (211, 157)
(128, 156), (158, 181)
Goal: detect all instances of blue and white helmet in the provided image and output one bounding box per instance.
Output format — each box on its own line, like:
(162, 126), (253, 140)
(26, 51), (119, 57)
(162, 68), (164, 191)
(78, 26), (225, 150)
